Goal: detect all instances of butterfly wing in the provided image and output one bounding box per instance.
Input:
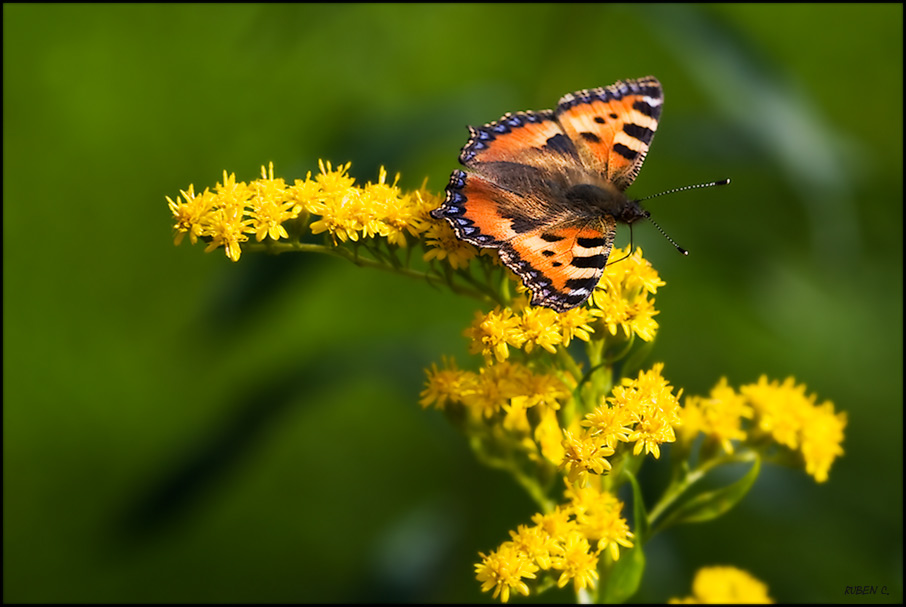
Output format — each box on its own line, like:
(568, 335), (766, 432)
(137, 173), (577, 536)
(500, 216), (616, 311)
(432, 170), (564, 246)
(555, 76), (663, 190)
(433, 106), (598, 244)
(432, 169), (615, 311)
(456, 109), (590, 196)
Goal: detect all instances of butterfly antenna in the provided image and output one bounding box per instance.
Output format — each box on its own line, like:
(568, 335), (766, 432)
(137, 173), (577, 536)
(635, 178), (730, 255)
(646, 214), (688, 255)
(635, 178), (731, 203)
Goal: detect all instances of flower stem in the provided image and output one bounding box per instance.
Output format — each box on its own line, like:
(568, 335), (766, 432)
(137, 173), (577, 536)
(648, 450), (758, 529)
(245, 240), (495, 303)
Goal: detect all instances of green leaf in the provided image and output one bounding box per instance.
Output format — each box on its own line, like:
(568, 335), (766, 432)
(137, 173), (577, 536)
(656, 455), (761, 533)
(599, 536), (646, 604)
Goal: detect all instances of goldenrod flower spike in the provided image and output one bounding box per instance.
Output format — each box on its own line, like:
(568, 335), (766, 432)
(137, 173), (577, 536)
(167, 161), (843, 603)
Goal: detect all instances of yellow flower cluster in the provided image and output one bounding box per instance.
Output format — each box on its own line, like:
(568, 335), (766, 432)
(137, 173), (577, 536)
(475, 483), (634, 603)
(603, 364), (680, 450)
(420, 241), (683, 602)
(422, 218), (479, 269)
(422, 359), (682, 473)
(420, 359), (682, 468)
(420, 358), (570, 433)
(560, 363), (682, 486)
(681, 376), (846, 482)
(462, 246), (663, 365)
(306, 162), (434, 246)
(678, 378), (751, 454)
(669, 565), (773, 603)
(424, 357), (681, 603)
(463, 304), (595, 363)
(590, 246), (664, 341)
(168, 164), (300, 261)
(168, 160), (473, 265)
(166, 160), (845, 604)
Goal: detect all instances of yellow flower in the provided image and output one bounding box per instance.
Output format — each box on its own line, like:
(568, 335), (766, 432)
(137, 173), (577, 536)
(520, 372), (570, 410)
(308, 186), (367, 243)
(419, 357), (476, 410)
(556, 306), (595, 345)
(590, 246), (663, 342)
(288, 170), (324, 214)
(535, 405), (566, 465)
(509, 524), (557, 570)
(798, 401), (847, 483)
(169, 161), (480, 263)
(410, 180), (445, 223)
(551, 531), (599, 592)
(610, 363), (681, 459)
(741, 376), (809, 449)
(680, 378), (752, 454)
(248, 162), (302, 242)
(560, 429), (614, 486)
(168, 183), (215, 246)
(604, 245), (666, 295)
(201, 200), (252, 262)
(501, 396), (532, 433)
(369, 168), (435, 245)
(463, 307), (526, 363)
(531, 506), (575, 541)
(740, 376), (845, 481)
(422, 220), (478, 269)
(670, 566), (773, 603)
(212, 170), (253, 210)
(313, 159), (355, 196)
(168, 169), (257, 257)
(475, 542), (538, 603)
(565, 483), (634, 561)
(581, 401), (634, 449)
(519, 306), (563, 354)
(460, 361), (526, 419)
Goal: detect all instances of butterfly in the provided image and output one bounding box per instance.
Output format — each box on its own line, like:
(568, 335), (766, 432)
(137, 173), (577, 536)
(430, 76), (664, 312)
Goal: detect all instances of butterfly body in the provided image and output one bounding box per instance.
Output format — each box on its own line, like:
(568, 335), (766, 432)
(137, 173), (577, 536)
(431, 76), (663, 312)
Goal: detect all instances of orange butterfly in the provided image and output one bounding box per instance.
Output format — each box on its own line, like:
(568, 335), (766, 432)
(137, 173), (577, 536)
(431, 76), (665, 312)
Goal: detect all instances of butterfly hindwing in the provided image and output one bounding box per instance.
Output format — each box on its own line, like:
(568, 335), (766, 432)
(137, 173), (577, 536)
(431, 165), (577, 248)
(433, 169), (567, 248)
(499, 217), (616, 312)
(555, 76), (663, 190)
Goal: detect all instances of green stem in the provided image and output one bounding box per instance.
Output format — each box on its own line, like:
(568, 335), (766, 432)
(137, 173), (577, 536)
(470, 439), (555, 512)
(246, 241), (494, 303)
(454, 265), (506, 306)
(604, 333), (636, 365)
(648, 450), (758, 528)
(555, 347), (585, 425)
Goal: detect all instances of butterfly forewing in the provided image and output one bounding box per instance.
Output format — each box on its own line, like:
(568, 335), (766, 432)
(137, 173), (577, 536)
(556, 76), (663, 190)
(457, 110), (590, 198)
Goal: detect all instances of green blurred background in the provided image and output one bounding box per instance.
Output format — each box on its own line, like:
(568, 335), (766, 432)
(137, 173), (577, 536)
(4, 4), (901, 603)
